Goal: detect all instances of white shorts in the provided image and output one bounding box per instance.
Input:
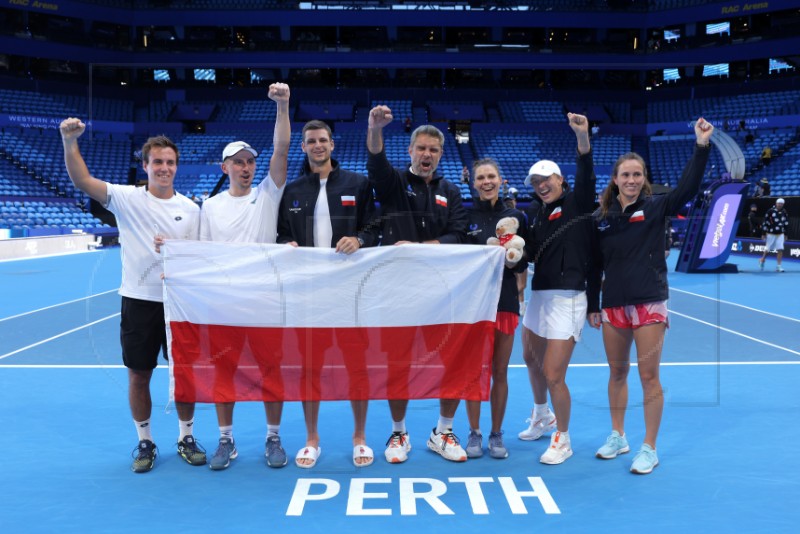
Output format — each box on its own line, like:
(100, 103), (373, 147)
(523, 289), (587, 342)
(765, 233), (785, 252)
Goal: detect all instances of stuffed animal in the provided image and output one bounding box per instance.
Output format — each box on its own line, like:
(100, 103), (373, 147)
(487, 216), (525, 267)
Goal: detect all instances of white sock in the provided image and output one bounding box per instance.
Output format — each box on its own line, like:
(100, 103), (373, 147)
(219, 425), (233, 442)
(534, 403), (550, 417)
(471, 427), (482, 436)
(557, 430), (570, 443)
(392, 419), (406, 433)
(267, 425), (280, 439)
(134, 419), (153, 442)
(179, 418), (195, 440)
(436, 416), (454, 434)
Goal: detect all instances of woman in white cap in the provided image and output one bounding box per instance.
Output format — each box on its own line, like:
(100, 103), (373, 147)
(592, 118), (714, 474)
(519, 113), (599, 465)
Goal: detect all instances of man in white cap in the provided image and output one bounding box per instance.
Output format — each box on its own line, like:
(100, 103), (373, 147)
(199, 82), (292, 469)
(759, 197), (789, 272)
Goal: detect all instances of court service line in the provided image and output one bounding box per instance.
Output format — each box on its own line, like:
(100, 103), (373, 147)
(0, 289), (118, 323)
(671, 287), (800, 323)
(0, 313), (120, 361)
(670, 309), (800, 357)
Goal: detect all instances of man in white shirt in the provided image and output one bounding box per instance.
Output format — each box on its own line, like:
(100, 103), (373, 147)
(200, 83), (292, 471)
(60, 119), (204, 473)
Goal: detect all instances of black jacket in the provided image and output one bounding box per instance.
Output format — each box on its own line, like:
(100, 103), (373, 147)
(594, 144), (710, 308)
(467, 199), (527, 315)
(366, 149), (467, 245)
(762, 205), (789, 235)
(525, 150), (599, 312)
(277, 158), (379, 247)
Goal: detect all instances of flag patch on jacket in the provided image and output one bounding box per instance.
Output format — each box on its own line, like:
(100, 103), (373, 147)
(341, 195), (356, 206)
(435, 195), (448, 207)
(548, 207), (563, 221)
(629, 210), (645, 222)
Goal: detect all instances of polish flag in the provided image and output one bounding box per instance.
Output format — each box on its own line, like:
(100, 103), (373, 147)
(435, 195), (448, 207)
(162, 241), (504, 403)
(629, 210), (645, 222)
(341, 195), (356, 206)
(548, 207), (562, 221)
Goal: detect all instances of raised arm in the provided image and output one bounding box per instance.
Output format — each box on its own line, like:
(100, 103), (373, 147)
(268, 83), (291, 188)
(568, 112), (591, 155)
(59, 118), (108, 205)
(664, 117), (714, 215)
(367, 105), (393, 155)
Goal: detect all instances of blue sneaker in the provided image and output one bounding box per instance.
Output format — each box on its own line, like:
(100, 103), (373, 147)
(596, 430), (630, 459)
(630, 444), (659, 474)
(466, 430), (483, 458)
(488, 431), (509, 459)
(209, 437), (237, 470)
(177, 435), (207, 466)
(265, 435), (288, 468)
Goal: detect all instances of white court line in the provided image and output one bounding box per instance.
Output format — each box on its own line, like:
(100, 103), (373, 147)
(2, 362), (798, 369)
(670, 309), (800, 357)
(671, 287), (800, 323)
(0, 289), (118, 323)
(0, 313), (120, 361)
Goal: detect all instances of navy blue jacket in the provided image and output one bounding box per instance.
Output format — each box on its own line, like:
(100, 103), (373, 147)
(525, 150), (599, 311)
(366, 149), (467, 245)
(277, 158), (379, 247)
(594, 144), (710, 308)
(467, 199), (527, 315)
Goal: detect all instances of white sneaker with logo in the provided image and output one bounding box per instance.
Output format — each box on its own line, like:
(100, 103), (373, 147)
(539, 431), (573, 465)
(518, 409), (557, 441)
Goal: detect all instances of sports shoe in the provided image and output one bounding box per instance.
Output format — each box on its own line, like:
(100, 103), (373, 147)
(488, 431), (509, 459)
(427, 428), (467, 462)
(595, 430), (630, 459)
(209, 437), (237, 470)
(759, 258), (765, 271)
(777, 265), (785, 272)
(131, 439), (157, 473)
(466, 430), (483, 458)
(384, 431), (411, 463)
(265, 435), (288, 467)
(177, 435), (207, 466)
(540, 431), (572, 464)
(630, 444), (659, 474)
(518, 409), (557, 441)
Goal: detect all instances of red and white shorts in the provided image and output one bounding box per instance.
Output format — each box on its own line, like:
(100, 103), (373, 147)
(601, 300), (669, 329)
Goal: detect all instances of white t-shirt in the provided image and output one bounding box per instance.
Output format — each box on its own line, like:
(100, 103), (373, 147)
(199, 175), (284, 243)
(106, 183), (200, 302)
(313, 178), (333, 248)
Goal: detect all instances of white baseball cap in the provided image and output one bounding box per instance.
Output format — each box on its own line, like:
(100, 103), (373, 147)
(222, 141), (258, 160)
(776, 198), (785, 204)
(525, 160), (562, 187)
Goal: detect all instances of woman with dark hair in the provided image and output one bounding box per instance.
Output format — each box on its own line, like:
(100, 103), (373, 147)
(592, 118), (713, 474)
(463, 158), (527, 459)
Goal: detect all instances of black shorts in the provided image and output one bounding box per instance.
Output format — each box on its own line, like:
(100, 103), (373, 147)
(120, 296), (168, 371)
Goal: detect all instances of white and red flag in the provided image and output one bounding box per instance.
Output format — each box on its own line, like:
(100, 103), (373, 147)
(162, 241), (505, 403)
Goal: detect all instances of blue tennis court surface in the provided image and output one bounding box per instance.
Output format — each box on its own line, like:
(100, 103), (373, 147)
(1, 248), (798, 532)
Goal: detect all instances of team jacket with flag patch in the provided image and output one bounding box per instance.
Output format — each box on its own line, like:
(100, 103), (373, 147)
(467, 199), (528, 315)
(594, 144), (711, 308)
(366, 149), (467, 245)
(525, 150), (599, 311)
(277, 158), (380, 247)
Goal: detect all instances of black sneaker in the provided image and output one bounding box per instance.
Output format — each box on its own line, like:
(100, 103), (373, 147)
(131, 439), (158, 473)
(177, 435), (207, 466)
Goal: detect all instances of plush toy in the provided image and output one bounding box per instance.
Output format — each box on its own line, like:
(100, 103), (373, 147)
(487, 216), (525, 267)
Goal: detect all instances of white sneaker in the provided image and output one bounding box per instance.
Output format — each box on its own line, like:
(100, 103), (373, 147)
(539, 431), (573, 465)
(518, 409), (557, 441)
(384, 431), (411, 464)
(427, 428), (467, 462)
